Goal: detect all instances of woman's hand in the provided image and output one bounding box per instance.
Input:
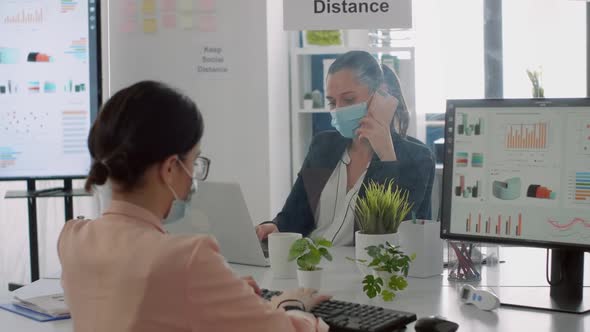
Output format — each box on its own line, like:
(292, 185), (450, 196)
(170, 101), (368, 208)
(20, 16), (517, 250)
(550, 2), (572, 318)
(270, 288), (332, 312)
(255, 223), (279, 240)
(241, 276), (261, 296)
(356, 89), (398, 161)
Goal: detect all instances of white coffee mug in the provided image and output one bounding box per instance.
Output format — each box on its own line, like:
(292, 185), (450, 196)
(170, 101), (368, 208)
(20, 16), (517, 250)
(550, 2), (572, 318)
(268, 232), (302, 279)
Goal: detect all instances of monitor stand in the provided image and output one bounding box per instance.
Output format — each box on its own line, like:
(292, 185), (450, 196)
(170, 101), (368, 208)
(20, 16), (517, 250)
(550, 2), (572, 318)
(497, 249), (589, 314)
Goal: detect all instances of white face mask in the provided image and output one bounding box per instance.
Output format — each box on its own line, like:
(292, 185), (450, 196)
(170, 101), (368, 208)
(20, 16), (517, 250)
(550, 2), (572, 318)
(163, 157), (198, 225)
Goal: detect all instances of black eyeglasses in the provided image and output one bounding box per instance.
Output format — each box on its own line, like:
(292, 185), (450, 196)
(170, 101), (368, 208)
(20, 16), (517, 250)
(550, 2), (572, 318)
(194, 156), (211, 181)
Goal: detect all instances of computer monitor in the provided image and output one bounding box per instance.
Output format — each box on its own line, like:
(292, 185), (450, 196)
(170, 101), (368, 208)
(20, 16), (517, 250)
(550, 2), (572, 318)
(0, 0), (101, 180)
(441, 98), (590, 314)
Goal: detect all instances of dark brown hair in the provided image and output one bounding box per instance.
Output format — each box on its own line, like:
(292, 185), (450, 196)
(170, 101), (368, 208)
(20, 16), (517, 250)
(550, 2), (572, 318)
(85, 81), (204, 192)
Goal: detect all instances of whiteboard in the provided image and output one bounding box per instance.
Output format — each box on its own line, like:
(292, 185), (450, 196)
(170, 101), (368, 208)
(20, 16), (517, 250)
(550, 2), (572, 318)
(104, 0), (291, 222)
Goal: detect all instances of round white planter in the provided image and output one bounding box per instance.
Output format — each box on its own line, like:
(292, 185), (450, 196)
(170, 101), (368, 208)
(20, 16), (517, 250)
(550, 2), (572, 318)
(297, 268), (323, 289)
(303, 99), (313, 110)
(355, 231), (399, 276)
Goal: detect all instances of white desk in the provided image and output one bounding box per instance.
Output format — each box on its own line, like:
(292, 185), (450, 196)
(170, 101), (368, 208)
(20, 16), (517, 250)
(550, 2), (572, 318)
(2, 247), (589, 331)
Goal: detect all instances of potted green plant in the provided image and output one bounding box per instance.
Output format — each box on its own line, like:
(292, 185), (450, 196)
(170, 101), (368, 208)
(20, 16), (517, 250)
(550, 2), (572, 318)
(288, 237), (333, 289)
(348, 242), (414, 302)
(354, 179), (413, 275)
(303, 92), (313, 110)
(526, 68), (544, 98)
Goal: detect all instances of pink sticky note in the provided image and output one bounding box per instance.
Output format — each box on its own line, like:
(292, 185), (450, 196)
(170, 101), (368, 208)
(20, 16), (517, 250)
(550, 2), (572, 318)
(198, 0), (215, 12)
(122, 0), (137, 16)
(160, 0), (176, 12)
(197, 14), (216, 32)
(121, 20), (137, 33)
(163, 13), (177, 28)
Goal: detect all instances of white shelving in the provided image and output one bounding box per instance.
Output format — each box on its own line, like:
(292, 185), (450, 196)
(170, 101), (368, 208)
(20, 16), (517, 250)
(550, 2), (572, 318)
(298, 108), (328, 114)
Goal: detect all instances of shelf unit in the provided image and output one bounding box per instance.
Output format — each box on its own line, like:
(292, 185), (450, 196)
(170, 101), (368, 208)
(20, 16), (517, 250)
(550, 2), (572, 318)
(288, 31), (417, 181)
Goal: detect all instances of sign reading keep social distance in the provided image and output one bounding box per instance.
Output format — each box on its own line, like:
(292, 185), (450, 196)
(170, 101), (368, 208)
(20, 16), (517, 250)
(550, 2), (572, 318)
(284, 0), (412, 30)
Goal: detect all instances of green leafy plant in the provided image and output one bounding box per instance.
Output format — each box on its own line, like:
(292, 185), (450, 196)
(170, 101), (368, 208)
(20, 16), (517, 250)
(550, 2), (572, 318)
(288, 237), (333, 271)
(348, 242), (415, 301)
(355, 179), (413, 234)
(303, 92), (313, 100)
(305, 30), (342, 46)
(526, 68), (544, 98)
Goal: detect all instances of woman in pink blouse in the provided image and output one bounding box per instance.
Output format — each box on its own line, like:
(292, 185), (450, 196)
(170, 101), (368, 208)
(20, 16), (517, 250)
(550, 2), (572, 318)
(58, 81), (330, 332)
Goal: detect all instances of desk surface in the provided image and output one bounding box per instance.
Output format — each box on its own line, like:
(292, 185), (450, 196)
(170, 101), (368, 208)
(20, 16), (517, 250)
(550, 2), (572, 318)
(2, 247), (589, 331)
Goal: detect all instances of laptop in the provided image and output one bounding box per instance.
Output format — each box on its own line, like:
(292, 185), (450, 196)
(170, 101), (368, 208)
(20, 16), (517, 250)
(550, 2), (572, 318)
(164, 181), (270, 267)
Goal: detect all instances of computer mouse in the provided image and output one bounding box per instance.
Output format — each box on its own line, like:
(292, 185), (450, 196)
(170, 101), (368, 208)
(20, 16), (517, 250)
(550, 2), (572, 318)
(414, 316), (459, 332)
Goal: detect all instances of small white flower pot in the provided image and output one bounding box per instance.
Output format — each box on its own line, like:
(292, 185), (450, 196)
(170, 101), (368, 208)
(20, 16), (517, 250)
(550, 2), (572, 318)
(355, 231), (399, 276)
(303, 99), (313, 110)
(297, 268), (323, 289)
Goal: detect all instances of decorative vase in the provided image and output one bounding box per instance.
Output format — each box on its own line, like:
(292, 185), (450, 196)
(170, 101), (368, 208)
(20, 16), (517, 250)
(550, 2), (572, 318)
(355, 231), (399, 276)
(297, 268), (323, 289)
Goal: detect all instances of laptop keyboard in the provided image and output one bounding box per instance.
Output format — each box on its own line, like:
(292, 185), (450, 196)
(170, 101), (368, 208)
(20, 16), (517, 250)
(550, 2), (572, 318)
(260, 289), (417, 332)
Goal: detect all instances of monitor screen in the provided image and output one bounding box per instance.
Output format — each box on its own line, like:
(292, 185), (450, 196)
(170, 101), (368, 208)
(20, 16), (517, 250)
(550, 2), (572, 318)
(0, 0), (101, 180)
(441, 99), (590, 250)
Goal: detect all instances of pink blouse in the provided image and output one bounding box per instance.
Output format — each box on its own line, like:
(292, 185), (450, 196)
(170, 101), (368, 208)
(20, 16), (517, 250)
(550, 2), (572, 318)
(58, 200), (328, 332)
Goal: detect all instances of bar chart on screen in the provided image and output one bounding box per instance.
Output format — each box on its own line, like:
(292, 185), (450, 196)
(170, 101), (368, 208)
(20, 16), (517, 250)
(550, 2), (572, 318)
(461, 212), (524, 237)
(505, 121), (549, 151)
(568, 171), (590, 206)
(2, 7), (44, 25)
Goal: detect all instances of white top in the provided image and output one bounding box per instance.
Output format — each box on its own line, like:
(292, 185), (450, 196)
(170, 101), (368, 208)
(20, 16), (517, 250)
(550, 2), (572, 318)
(310, 150), (368, 246)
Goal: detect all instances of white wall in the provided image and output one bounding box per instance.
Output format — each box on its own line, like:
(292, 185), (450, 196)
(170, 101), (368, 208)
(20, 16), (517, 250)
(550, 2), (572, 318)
(266, 0), (292, 218)
(106, 0), (290, 223)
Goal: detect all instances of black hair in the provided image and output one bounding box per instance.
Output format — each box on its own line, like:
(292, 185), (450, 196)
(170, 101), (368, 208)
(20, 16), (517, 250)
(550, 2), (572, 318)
(327, 50), (410, 137)
(85, 81), (204, 192)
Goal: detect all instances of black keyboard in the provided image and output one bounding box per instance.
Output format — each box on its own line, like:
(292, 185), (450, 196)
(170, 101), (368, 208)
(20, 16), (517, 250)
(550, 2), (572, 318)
(260, 289), (417, 332)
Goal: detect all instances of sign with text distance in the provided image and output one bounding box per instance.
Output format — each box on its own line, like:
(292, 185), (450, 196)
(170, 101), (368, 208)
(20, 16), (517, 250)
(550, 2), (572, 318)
(284, 0), (412, 30)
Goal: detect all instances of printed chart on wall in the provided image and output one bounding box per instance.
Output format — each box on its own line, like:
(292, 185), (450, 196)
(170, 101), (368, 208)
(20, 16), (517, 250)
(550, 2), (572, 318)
(449, 106), (590, 246)
(0, 0), (98, 178)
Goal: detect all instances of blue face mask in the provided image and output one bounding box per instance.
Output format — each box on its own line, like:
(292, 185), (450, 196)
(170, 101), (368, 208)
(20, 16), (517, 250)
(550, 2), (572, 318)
(330, 102), (368, 138)
(163, 158), (198, 225)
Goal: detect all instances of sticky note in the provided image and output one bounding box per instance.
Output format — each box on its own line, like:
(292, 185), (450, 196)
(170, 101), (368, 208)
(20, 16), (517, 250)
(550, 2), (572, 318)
(160, 0), (176, 12)
(143, 18), (158, 33)
(197, 14), (216, 32)
(179, 13), (194, 29)
(142, 0), (156, 15)
(121, 20), (137, 33)
(163, 13), (177, 29)
(198, 0), (215, 12)
(122, 0), (137, 16)
(179, 0), (194, 11)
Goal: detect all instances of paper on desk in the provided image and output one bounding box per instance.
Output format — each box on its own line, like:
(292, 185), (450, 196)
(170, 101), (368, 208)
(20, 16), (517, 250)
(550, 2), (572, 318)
(10, 279), (68, 318)
(11, 279), (64, 300)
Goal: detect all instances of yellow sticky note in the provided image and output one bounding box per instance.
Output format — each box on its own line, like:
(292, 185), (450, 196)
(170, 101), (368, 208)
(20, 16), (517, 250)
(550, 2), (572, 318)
(179, 13), (194, 29)
(142, 0), (156, 14)
(143, 18), (158, 33)
(179, 0), (194, 12)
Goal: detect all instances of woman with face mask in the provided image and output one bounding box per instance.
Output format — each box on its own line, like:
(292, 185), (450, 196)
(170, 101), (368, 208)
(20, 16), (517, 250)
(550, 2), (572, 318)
(58, 81), (330, 331)
(256, 51), (435, 246)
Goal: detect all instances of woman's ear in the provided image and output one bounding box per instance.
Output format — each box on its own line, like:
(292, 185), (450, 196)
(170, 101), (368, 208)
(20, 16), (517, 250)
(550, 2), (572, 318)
(159, 155), (178, 185)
